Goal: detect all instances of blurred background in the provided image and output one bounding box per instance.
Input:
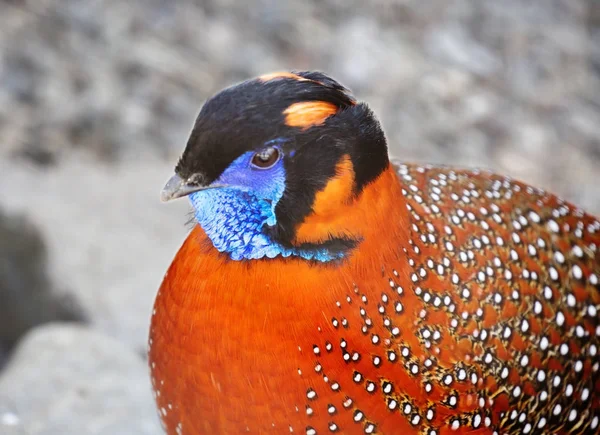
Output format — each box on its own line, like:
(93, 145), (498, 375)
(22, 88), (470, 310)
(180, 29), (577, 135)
(0, 0), (599, 433)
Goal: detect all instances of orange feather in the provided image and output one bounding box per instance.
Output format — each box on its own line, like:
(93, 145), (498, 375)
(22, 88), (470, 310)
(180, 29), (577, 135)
(150, 163), (600, 434)
(283, 101), (339, 130)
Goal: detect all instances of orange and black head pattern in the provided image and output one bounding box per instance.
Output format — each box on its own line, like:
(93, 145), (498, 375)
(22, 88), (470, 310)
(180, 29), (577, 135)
(167, 71), (389, 255)
(150, 71), (599, 434)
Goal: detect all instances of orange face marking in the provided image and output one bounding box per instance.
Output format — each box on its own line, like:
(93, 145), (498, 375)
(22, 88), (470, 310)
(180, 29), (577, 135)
(283, 101), (338, 130)
(258, 71), (308, 82)
(293, 155), (357, 245)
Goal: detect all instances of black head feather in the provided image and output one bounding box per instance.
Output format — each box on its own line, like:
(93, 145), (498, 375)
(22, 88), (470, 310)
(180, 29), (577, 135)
(174, 71), (389, 247)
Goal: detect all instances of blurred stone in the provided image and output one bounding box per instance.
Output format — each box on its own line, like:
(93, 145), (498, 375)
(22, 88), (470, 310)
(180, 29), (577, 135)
(0, 209), (86, 353)
(0, 0), (597, 210)
(0, 157), (189, 356)
(1, 50), (43, 105)
(15, 145), (57, 167)
(0, 344), (8, 371)
(0, 323), (162, 435)
(425, 23), (501, 77)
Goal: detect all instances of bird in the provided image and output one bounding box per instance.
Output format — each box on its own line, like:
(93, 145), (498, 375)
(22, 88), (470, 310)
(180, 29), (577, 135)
(149, 71), (599, 435)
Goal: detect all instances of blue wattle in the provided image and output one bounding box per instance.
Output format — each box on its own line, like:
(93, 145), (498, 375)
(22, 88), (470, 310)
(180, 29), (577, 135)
(188, 151), (343, 262)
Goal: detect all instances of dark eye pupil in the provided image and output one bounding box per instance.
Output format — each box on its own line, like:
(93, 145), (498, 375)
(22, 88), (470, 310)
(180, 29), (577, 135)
(251, 147), (280, 168)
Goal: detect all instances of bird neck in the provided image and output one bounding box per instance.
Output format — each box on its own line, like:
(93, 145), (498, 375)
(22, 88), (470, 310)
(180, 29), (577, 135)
(183, 164), (407, 273)
(188, 163), (403, 263)
(188, 186), (348, 262)
(289, 163), (403, 258)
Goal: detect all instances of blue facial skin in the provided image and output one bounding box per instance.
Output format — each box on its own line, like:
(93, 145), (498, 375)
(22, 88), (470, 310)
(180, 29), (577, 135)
(188, 146), (344, 262)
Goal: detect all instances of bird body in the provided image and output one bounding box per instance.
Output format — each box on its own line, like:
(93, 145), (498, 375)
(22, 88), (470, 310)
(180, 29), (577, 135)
(149, 72), (599, 434)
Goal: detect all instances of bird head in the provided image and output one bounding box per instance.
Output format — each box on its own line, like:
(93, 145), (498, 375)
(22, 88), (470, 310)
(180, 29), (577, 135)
(162, 71), (389, 261)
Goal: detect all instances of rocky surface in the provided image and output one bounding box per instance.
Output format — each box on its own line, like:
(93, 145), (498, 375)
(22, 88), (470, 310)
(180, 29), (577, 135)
(0, 1), (599, 211)
(0, 0), (598, 433)
(0, 209), (85, 359)
(0, 156), (188, 356)
(0, 323), (162, 435)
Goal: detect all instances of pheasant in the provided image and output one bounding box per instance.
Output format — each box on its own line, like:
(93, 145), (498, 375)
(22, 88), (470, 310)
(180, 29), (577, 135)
(149, 71), (599, 434)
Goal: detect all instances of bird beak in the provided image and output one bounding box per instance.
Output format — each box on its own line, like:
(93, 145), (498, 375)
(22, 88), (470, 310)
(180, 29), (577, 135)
(161, 174), (225, 202)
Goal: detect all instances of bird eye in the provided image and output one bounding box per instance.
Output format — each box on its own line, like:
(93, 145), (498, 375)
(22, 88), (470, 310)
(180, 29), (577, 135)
(251, 147), (281, 169)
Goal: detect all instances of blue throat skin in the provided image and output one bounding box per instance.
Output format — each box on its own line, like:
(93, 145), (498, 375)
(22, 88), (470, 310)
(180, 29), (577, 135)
(188, 150), (345, 262)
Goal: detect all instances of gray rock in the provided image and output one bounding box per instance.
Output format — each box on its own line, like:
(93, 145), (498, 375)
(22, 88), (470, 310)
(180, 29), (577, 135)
(0, 323), (162, 435)
(0, 209), (85, 354)
(0, 157), (189, 356)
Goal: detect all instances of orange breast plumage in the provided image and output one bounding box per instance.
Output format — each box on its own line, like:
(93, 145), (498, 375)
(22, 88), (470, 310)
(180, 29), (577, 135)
(149, 71), (599, 435)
